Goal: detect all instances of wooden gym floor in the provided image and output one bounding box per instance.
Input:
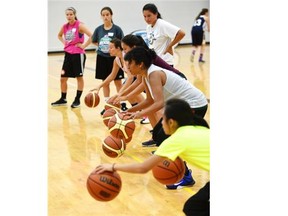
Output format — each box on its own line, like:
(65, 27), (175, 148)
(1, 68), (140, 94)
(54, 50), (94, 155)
(48, 44), (210, 216)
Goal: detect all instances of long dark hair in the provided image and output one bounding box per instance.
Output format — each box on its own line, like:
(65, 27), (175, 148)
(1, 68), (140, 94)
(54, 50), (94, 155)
(110, 38), (122, 51)
(101, 6), (114, 23)
(124, 46), (154, 69)
(195, 8), (209, 20)
(164, 98), (209, 128)
(143, 3), (162, 19)
(122, 34), (149, 49)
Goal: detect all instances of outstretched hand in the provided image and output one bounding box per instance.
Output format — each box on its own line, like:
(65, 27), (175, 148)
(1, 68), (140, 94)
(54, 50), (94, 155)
(94, 164), (114, 174)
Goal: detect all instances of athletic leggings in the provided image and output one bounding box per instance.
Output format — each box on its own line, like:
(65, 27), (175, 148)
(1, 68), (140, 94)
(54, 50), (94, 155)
(183, 181), (210, 216)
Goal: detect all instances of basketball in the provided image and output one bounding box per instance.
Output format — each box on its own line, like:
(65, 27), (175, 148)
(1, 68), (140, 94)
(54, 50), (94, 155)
(102, 135), (126, 158)
(152, 157), (185, 185)
(124, 135), (132, 144)
(104, 98), (121, 111)
(108, 112), (135, 139)
(86, 170), (122, 202)
(84, 92), (100, 108)
(102, 108), (119, 127)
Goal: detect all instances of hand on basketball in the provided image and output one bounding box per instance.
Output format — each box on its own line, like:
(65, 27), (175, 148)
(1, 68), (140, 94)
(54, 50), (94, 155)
(90, 86), (101, 94)
(126, 111), (142, 120)
(94, 164), (114, 174)
(111, 95), (126, 106)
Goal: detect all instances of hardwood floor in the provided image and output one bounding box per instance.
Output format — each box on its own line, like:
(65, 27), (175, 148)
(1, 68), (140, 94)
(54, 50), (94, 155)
(48, 44), (210, 216)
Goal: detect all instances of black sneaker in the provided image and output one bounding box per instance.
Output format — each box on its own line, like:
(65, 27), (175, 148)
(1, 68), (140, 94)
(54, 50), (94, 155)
(71, 100), (80, 108)
(51, 98), (67, 106)
(100, 109), (106, 115)
(142, 139), (157, 147)
(121, 103), (128, 111)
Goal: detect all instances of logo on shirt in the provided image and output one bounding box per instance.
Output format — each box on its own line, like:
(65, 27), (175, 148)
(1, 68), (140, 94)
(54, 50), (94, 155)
(65, 28), (76, 42)
(148, 31), (156, 46)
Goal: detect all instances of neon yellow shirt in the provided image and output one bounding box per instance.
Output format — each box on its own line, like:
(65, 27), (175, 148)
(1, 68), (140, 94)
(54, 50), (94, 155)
(155, 125), (210, 171)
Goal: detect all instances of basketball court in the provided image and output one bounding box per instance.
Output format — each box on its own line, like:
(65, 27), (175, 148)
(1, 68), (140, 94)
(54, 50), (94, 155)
(48, 44), (210, 215)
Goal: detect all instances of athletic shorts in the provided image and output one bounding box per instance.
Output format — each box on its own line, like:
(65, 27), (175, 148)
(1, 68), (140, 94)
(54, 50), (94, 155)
(191, 29), (204, 46)
(61, 52), (86, 78)
(95, 54), (124, 80)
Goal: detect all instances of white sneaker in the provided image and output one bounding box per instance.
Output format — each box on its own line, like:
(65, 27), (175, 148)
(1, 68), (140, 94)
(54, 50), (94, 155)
(140, 117), (150, 124)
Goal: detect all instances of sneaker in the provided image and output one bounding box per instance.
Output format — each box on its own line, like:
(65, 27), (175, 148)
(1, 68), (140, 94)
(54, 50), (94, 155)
(140, 117), (150, 124)
(51, 98), (67, 106)
(166, 169), (196, 190)
(121, 103), (128, 111)
(100, 109), (105, 115)
(71, 100), (80, 108)
(142, 139), (157, 147)
(190, 54), (194, 62)
(199, 59), (205, 63)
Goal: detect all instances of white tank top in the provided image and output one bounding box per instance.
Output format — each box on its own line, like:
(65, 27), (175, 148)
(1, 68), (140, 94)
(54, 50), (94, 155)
(145, 64), (207, 108)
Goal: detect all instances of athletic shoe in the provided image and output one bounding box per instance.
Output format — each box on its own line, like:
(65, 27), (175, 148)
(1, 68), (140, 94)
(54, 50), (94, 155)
(71, 100), (80, 108)
(51, 98), (67, 106)
(166, 169), (196, 190)
(142, 139), (157, 147)
(140, 117), (150, 124)
(190, 55), (194, 62)
(100, 109), (105, 115)
(199, 59), (205, 63)
(121, 103), (128, 111)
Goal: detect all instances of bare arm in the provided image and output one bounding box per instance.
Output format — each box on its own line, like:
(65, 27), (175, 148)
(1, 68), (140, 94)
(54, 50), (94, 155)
(128, 71), (165, 118)
(94, 154), (164, 174)
(165, 29), (186, 55)
(58, 27), (65, 45)
(127, 76), (154, 113)
(90, 59), (120, 93)
(78, 23), (93, 49)
(205, 16), (210, 32)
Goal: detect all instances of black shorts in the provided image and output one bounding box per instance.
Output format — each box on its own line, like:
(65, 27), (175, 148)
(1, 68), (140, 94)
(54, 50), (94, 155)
(61, 52), (86, 78)
(95, 54), (124, 80)
(191, 29), (204, 46)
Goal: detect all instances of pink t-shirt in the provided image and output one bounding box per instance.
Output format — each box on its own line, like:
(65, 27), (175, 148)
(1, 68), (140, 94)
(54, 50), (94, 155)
(63, 20), (85, 54)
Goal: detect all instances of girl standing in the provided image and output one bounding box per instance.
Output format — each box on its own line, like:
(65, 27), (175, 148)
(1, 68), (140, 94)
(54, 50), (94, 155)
(92, 7), (125, 114)
(51, 7), (92, 108)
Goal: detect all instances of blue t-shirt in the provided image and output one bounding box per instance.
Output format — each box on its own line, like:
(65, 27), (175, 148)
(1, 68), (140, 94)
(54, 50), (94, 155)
(92, 24), (124, 57)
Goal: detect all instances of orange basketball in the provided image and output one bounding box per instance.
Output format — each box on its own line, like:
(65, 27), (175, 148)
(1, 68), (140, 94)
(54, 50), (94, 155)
(84, 92), (100, 108)
(108, 112), (135, 139)
(102, 108), (119, 127)
(86, 170), (122, 202)
(124, 135), (132, 144)
(152, 157), (185, 185)
(102, 135), (126, 158)
(104, 98), (121, 112)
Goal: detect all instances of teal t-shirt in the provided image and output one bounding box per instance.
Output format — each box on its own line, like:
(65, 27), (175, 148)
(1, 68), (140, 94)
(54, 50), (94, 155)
(155, 125), (210, 171)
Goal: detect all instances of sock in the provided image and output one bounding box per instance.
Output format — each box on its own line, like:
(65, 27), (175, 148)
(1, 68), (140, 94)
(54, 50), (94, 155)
(184, 161), (190, 176)
(75, 90), (82, 101)
(61, 92), (67, 100)
(199, 53), (203, 61)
